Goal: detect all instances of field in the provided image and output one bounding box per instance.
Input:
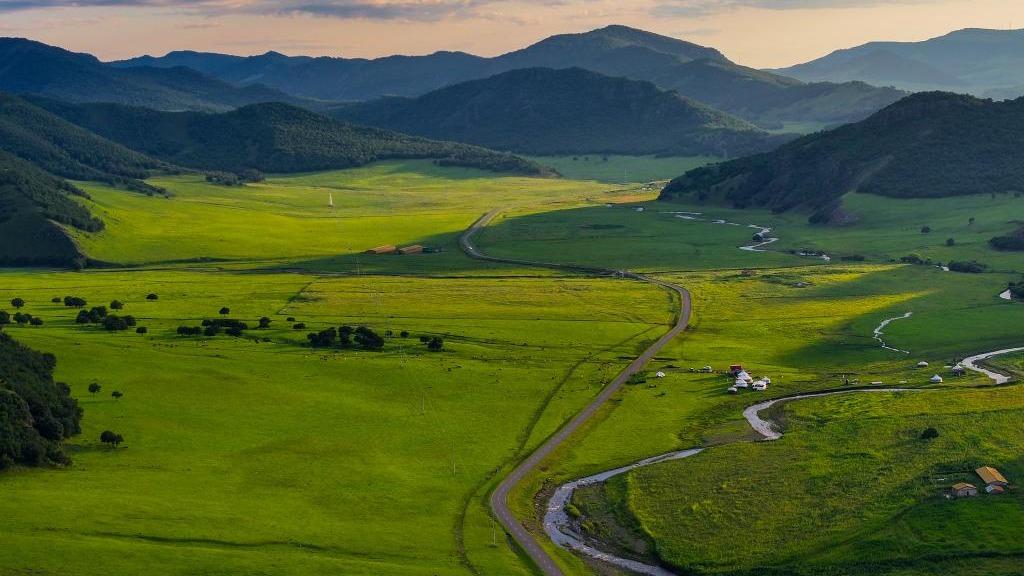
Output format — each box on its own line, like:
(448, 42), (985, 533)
(3, 159), (1023, 576)
(526, 155), (719, 184)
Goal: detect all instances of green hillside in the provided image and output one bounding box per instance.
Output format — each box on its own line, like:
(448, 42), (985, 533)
(333, 68), (790, 156)
(0, 93), (167, 193)
(660, 92), (1024, 219)
(0, 150), (97, 266)
(32, 98), (548, 176)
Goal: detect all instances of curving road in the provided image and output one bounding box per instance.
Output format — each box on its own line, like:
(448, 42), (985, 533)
(459, 209), (692, 576)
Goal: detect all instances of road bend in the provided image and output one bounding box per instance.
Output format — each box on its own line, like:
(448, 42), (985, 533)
(459, 209), (692, 576)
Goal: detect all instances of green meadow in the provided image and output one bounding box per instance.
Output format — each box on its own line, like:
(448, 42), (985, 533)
(2, 159), (1023, 576)
(526, 155), (719, 184)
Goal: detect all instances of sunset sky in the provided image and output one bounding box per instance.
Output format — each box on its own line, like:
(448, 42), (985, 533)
(2, 0), (1023, 67)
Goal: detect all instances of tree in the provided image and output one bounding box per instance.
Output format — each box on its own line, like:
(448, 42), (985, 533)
(99, 430), (123, 448)
(946, 237), (955, 246)
(920, 226), (931, 234)
(292, 322), (306, 330)
(110, 300), (124, 310)
(258, 316), (271, 329)
(0, 311), (9, 325)
(10, 298), (25, 309)
(354, 326), (384, 350)
(50, 297), (61, 303)
(920, 427), (939, 440)
(400, 330), (410, 338)
(88, 382), (102, 394)
(225, 326), (244, 337)
(146, 293), (159, 300)
(219, 307), (230, 315)
(102, 315), (129, 331)
(111, 391), (123, 399)
(63, 296), (87, 308)
(427, 337), (444, 351)
(204, 325), (220, 337)
(307, 327), (337, 348)
(75, 310), (91, 324)
(13, 313), (30, 325)
(286, 317), (296, 322)
(29, 317), (43, 326)
(136, 326), (148, 334)
(177, 326), (201, 336)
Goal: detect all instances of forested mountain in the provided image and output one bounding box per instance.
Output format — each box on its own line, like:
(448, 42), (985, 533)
(0, 38), (303, 111)
(0, 332), (82, 467)
(0, 93), (167, 192)
(333, 68), (790, 156)
(114, 25), (905, 127)
(775, 28), (1024, 98)
(0, 150), (95, 266)
(31, 98), (548, 175)
(660, 92), (1024, 220)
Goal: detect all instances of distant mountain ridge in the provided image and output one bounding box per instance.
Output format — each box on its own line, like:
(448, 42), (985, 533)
(659, 92), (1024, 219)
(29, 98), (549, 176)
(775, 28), (1024, 98)
(0, 37), (306, 111)
(332, 67), (791, 156)
(113, 25), (905, 127)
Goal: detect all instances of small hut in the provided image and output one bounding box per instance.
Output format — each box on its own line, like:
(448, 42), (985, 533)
(951, 482), (978, 498)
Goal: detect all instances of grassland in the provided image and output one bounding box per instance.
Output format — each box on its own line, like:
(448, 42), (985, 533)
(3, 157), (1023, 576)
(526, 155), (718, 184)
(0, 269), (671, 575)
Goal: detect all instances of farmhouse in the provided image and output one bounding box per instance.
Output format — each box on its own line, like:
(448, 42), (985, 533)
(366, 245), (397, 255)
(398, 245), (424, 255)
(976, 466), (1009, 488)
(950, 482), (978, 498)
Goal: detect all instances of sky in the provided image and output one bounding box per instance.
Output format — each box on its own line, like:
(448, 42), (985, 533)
(1, 0), (1024, 68)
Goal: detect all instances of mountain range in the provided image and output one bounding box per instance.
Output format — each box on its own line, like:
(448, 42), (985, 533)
(660, 92), (1024, 220)
(112, 25), (906, 128)
(775, 28), (1024, 99)
(332, 68), (791, 157)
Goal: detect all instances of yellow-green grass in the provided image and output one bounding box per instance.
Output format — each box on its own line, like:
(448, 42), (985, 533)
(625, 386), (1024, 574)
(505, 263), (1024, 574)
(525, 155), (719, 184)
(0, 268), (671, 575)
(69, 160), (616, 271)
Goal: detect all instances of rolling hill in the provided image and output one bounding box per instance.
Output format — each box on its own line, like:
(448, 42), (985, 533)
(332, 68), (791, 157)
(775, 28), (1024, 98)
(30, 98), (548, 176)
(114, 25), (905, 128)
(659, 92), (1024, 220)
(0, 37), (303, 111)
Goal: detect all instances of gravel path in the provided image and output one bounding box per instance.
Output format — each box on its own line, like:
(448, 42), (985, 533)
(961, 347), (1024, 385)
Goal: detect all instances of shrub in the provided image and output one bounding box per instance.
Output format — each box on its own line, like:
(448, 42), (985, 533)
(29, 317), (43, 326)
(948, 260), (987, 273)
(427, 337), (444, 352)
(292, 323), (306, 330)
(400, 330), (410, 338)
(111, 390), (123, 399)
(0, 311), (8, 325)
(219, 307), (230, 315)
(146, 293), (159, 300)
(419, 335), (431, 343)
(99, 430), (123, 448)
(920, 427), (939, 440)
(102, 315), (129, 331)
(920, 226), (931, 234)
(176, 326), (201, 336)
(136, 326), (148, 334)
(945, 238), (955, 246)
(258, 317), (271, 329)
(63, 296), (87, 308)
(900, 253), (924, 265)
(840, 255), (865, 262)
(88, 382), (101, 394)
(110, 300), (124, 310)
(225, 326), (244, 337)
(286, 317), (296, 322)
(50, 297), (61, 303)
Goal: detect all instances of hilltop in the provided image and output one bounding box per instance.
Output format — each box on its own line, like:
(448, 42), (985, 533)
(776, 28), (1024, 98)
(333, 68), (791, 157)
(0, 38), (303, 111)
(30, 98), (548, 176)
(660, 92), (1024, 219)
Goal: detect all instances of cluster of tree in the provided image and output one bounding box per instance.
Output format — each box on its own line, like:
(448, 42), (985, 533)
(947, 260), (987, 274)
(307, 325), (385, 350)
(0, 332), (82, 468)
(659, 93), (1024, 219)
(176, 326), (202, 336)
(1, 312), (43, 326)
(989, 228), (1024, 251)
(73, 305), (137, 330)
(30, 99), (549, 176)
(418, 335), (445, 351)
(200, 318), (248, 337)
(205, 169), (265, 186)
(63, 296), (87, 308)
